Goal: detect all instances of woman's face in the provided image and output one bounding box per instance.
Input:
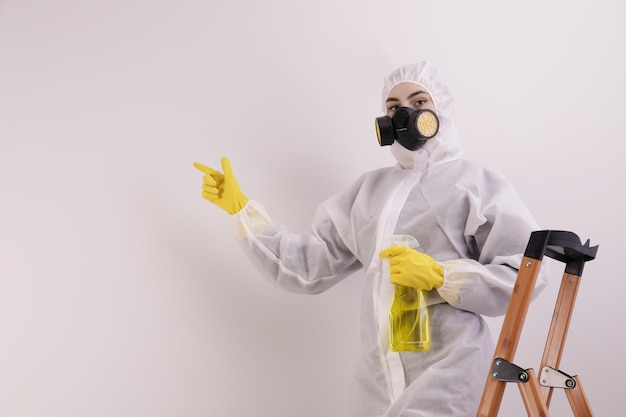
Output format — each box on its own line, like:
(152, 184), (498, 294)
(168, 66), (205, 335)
(385, 82), (435, 117)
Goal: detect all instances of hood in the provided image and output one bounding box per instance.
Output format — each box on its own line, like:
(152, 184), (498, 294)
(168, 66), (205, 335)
(381, 61), (462, 170)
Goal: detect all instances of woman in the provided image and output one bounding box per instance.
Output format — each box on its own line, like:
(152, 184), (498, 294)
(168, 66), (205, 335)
(194, 61), (547, 416)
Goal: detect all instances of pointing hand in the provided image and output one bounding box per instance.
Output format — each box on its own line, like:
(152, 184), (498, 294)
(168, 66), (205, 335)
(193, 157), (248, 215)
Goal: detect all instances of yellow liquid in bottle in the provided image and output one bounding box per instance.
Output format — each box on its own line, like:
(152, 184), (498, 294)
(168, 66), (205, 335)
(389, 285), (431, 351)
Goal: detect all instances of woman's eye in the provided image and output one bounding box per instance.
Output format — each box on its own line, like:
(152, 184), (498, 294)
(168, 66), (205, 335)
(414, 100), (427, 107)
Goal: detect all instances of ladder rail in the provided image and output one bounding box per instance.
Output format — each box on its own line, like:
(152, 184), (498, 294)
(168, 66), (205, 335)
(476, 258), (543, 417)
(539, 272), (582, 406)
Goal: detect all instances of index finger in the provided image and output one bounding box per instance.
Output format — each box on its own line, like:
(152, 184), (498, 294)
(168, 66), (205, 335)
(379, 245), (407, 259)
(193, 162), (221, 176)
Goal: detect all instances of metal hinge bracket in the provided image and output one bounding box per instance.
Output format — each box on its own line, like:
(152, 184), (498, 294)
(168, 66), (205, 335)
(540, 366), (577, 389)
(491, 357), (529, 383)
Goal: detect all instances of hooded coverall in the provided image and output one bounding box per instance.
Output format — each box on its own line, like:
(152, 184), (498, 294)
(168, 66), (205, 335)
(229, 61), (547, 416)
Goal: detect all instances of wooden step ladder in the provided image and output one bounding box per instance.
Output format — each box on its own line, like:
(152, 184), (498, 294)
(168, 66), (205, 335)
(476, 230), (598, 417)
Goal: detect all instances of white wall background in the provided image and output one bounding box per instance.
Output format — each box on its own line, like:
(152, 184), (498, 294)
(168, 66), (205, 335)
(1, 0), (624, 416)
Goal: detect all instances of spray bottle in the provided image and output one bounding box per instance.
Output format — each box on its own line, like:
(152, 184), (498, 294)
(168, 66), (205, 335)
(385, 235), (431, 352)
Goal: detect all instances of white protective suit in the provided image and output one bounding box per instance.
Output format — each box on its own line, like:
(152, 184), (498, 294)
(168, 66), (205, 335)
(230, 61), (548, 416)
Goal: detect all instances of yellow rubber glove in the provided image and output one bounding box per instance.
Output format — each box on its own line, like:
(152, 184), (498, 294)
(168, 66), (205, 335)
(193, 157), (248, 215)
(379, 246), (444, 290)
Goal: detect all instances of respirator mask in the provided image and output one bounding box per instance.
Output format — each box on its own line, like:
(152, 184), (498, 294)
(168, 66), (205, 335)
(375, 107), (439, 151)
